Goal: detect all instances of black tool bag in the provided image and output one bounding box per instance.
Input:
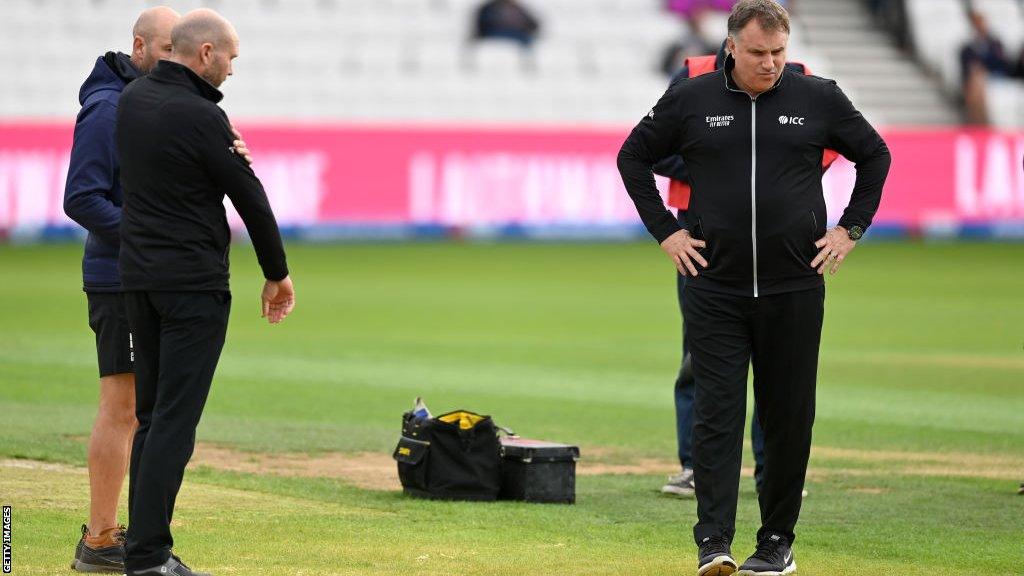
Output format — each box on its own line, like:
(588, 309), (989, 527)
(393, 409), (502, 501)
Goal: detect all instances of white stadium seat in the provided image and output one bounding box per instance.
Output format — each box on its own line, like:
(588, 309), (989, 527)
(906, 0), (972, 94)
(985, 78), (1024, 129)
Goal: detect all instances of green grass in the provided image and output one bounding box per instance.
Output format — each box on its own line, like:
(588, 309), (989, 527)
(1, 241), (1023, 575)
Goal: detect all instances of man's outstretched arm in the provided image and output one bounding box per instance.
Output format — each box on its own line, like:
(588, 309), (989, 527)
(198, 109), (295, 323)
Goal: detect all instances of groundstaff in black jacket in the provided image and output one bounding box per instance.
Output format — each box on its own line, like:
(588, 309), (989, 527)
(116, 9), (295, 576)
(617, 2), (890, 576)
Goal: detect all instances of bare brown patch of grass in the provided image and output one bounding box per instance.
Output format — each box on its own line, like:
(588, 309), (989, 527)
(46, 434), (1023, 493)
(188, 443), (400, 490)
(576, 458), (674, 476)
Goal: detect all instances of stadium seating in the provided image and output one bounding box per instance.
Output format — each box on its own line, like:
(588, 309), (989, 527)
(985, 78), (1024, 128)
(1, 0), (1016, 127)
(974, 0), (1024, 128)
(905, 0), (1024, 127)
(799, 0), (960, 126)
(0, 0), (823, 124)
(905, 0), (973, 94)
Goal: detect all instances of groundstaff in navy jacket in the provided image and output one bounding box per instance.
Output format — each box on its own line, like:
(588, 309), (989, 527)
(617, 2), (890, 576)
(116, 9), (295, 576)
(62, 7), (180, 574)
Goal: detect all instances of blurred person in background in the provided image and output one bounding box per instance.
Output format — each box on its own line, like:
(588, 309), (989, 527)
(660, 16), (718, 77)
(473, 0), (541, 48)
(666, 0), (740, 18)
(116, 9), (294, 575)
(63, 7), (179, 573)
(662, 0), (732, 76)
(618, 1), (889, 574)
(665, 0), (791, 18)
(959, 9), (1010, 124)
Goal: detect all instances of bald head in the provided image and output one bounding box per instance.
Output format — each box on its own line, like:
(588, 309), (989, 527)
(130, 6), (179, 73)
(171, 9), (237, 57)
(170, 9), (239, 88)
(133, 6), (179, 41)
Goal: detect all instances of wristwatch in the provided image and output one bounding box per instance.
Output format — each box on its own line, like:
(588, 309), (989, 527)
(846, 225), (864, 241)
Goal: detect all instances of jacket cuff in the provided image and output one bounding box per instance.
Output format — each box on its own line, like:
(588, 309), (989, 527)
(262, 263), (289, 282)
(836, 216), (866, 233)
(649, 212), (683, 244)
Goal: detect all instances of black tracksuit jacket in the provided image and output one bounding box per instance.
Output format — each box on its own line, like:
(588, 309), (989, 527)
(116, 60), (288, 291)
(618, 55), (891, 297)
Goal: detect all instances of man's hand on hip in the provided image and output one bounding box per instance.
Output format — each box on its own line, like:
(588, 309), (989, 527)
(660, 229), (708, 277)
(811, 226), (856, 275)
(261, 276), (295, 324)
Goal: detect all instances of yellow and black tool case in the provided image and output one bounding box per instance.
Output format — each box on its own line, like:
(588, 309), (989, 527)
(393, 409), (502, 501)
(393, 408), (579, 504)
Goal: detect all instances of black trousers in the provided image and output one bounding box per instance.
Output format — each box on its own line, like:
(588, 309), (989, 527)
(122, 291), (231, 571)
(683, 285), (824, 546)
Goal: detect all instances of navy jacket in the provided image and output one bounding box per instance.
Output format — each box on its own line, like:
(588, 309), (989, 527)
(64, 52), (140, 292)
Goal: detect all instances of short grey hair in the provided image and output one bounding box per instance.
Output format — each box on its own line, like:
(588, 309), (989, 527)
(727, 0), (791, 37)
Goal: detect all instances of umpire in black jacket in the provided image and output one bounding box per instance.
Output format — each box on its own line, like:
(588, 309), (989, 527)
(116, 9), (295, 576)
(618, 1), (890, 575)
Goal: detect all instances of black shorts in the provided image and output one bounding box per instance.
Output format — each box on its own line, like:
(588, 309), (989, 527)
(87, 293), (134, 377)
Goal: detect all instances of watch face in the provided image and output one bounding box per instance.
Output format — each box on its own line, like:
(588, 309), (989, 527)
(848, 226), (864, 240)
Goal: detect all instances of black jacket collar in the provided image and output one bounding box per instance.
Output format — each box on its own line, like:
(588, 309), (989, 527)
(149, 60), (223, 103)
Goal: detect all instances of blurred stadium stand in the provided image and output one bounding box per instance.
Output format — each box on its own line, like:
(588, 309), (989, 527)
(1, 0), (678, 124)
(801, 0), (963, 125)
(904, 0), (1024, 128)
(0, 0), (1021, 242)
(6, 0), (1019, 127)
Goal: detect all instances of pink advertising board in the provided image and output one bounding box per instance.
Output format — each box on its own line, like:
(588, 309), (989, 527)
(0, 122), (1021, 238)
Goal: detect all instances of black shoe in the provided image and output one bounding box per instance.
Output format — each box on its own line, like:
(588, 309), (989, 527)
(129, 555), (212, 576)
(737, 533), (796, 575)
(697, 535), (737, 576)
(71, 524), (126, 573)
